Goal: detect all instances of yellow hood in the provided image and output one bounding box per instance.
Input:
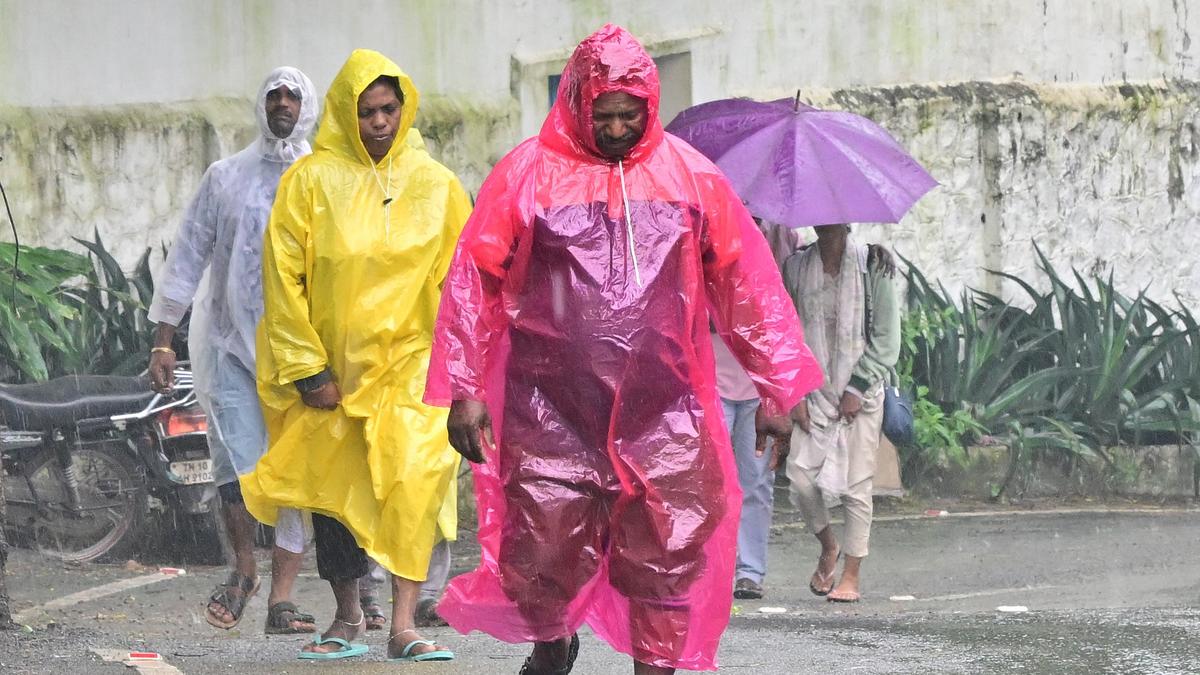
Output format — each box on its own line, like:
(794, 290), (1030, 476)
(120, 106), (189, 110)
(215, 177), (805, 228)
(314, 48), (421, 166)
(246, 49), (472, 577)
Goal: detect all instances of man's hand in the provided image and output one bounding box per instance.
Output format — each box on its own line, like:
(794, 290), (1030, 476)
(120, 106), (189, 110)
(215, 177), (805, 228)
(301, 382), (341, 410)
(839, 390), (862, 422)
(148, 322), (178, 394)
(448, 400), (493, 464)
(868, 244), (897, 278)
(754, 405), (791, 470)
(790, 398), (812, 434)
(148, 349), (177, 394)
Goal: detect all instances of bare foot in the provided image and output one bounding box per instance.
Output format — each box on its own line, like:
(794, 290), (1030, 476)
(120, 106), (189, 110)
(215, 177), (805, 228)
(828, 556), (862, 603)
(302, 612), (366, 654)
(827, 581), (861, 602)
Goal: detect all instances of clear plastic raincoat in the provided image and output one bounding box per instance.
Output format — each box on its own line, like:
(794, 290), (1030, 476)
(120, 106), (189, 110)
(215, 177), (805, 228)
(148, 67), (318, 408)
(425, 25), (823, 670)
(241, 50), (472, 580)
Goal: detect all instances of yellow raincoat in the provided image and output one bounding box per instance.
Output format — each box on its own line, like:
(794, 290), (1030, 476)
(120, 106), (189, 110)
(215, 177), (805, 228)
(241, 49), (471, 580)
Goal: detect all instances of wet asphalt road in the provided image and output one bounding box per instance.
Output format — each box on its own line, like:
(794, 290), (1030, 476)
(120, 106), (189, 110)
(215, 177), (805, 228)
(3, 507), (1198, 674)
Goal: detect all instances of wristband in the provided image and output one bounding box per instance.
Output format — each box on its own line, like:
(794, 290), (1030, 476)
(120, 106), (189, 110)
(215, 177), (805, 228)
(150, 347), (175, 355)
(294, 368), (333, 394)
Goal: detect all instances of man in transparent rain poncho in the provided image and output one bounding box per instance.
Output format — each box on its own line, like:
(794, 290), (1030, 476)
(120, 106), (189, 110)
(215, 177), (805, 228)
(427, 25), (823, 674)
(147, 67), (320, 635)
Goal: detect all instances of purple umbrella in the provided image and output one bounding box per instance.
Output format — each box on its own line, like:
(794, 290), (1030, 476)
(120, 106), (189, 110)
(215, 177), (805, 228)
(665, 96), (937, 227)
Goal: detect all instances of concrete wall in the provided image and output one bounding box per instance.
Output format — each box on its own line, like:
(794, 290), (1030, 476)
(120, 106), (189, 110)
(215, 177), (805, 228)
(0, 0), (1197, 305)
(826, 80), (1200, 307)
(5, 1), (1195, 106)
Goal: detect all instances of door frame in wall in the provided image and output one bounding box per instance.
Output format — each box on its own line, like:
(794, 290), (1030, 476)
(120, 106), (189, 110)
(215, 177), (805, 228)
(510, 26), (720, 139)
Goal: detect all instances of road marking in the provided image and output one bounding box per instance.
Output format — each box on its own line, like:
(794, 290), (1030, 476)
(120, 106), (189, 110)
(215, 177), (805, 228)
(772, 505), (1198, 531)
(14, 571), (178, 623)
(915, 584), (1057, 603)
(92, 648), (184, 674)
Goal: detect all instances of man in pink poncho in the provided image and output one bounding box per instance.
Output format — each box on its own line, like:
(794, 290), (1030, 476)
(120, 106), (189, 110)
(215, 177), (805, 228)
(425, 24), (823, 674)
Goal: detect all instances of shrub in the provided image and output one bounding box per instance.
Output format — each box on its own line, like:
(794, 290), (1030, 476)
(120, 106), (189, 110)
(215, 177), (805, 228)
(897, 245), (1200, 496)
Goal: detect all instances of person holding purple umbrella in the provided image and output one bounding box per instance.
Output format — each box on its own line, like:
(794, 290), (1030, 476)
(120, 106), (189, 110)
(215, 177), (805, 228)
(779, 224), (900, 603)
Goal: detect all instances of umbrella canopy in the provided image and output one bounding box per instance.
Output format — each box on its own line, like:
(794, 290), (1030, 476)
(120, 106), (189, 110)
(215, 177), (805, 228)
(665, 97), (937, 228)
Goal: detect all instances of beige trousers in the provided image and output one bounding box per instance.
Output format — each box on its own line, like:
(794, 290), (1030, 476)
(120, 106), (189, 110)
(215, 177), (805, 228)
(786, 393), (883, 558)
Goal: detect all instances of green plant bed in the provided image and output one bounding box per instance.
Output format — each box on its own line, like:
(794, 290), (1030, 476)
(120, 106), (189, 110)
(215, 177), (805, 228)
(907, 443), (1198, 500)
(896, 244), (1200, 499)
(0, 232), (187, 383)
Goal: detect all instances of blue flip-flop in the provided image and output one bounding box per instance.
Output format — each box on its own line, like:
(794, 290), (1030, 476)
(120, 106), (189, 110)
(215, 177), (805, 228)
(296, 636), (369, 660)
(389, 638), (455, 662)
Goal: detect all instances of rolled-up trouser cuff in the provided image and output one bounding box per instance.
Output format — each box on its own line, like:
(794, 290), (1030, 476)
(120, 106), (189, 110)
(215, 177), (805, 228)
(313, 513), (369, 582)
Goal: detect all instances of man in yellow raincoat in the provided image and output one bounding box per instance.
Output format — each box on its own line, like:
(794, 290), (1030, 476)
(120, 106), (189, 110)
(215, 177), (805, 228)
(242, 49), (471, 662)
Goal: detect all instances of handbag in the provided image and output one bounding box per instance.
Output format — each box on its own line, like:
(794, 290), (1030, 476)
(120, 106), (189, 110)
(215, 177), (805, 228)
(862, 258), (914, 447)
(881, 375), (915, 447)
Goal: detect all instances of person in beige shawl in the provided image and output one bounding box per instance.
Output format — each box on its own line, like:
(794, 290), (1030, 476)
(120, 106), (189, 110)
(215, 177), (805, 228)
(781, 224), (900, 603)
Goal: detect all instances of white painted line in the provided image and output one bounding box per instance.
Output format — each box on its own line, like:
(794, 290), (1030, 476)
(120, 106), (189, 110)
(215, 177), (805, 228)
(772, 506), (1198, 531)
(92, 648), (185, 674)
(915, 585), (1056, 603)
(15, 571), (177, 623)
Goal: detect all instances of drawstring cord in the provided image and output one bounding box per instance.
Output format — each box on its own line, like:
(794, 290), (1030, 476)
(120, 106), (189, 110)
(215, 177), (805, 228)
(370, 156), (393, 240)
(617, 159), (643, 288)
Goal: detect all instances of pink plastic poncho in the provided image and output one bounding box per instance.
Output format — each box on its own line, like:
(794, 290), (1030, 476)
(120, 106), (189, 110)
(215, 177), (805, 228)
(425, 24), (823, 671)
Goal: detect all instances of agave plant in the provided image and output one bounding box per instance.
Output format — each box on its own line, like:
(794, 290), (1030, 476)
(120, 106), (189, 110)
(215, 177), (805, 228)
(897, 244), (1200, 495)
(1018, 247), (1197, 449)
(63, 230), (158, 376)
(0, 242), (91, 382)
(1, 232), (181, 383)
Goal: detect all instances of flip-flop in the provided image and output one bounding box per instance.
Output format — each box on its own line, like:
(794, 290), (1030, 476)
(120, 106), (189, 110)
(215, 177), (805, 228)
(296, 637), (369, 660)
(809, 572), (835, 597)
(828, 591), (861, 604)
(809, 551), (840, 597)
(388, 637), (455, 662)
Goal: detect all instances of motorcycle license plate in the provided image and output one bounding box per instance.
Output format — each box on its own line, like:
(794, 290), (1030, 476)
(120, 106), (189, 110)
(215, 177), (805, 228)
(170, 459), (213, 485)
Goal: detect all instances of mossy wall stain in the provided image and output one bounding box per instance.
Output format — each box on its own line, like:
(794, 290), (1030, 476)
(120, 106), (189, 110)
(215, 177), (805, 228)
(568, 0), (611, 39)
(886, 1), (924, 74)
(3, 78), (1199, 311)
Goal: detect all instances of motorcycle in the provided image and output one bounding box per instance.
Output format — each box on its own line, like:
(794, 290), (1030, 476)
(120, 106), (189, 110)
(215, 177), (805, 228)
(0, 365), (222, 563)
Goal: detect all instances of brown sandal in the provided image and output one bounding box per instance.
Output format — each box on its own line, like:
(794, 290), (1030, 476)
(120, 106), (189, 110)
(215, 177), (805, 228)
(205, 572), (260, 629)
(265, 601), (317, 634)
(414, 598), (448, 627)
(359, 595), (387, 631)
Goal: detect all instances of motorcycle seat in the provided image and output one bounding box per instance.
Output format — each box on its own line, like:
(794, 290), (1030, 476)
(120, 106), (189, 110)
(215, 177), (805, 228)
(0, 375), (157, 431)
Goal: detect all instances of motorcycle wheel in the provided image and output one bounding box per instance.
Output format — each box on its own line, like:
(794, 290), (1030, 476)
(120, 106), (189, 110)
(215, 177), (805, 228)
(18, 444), (148, 564)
